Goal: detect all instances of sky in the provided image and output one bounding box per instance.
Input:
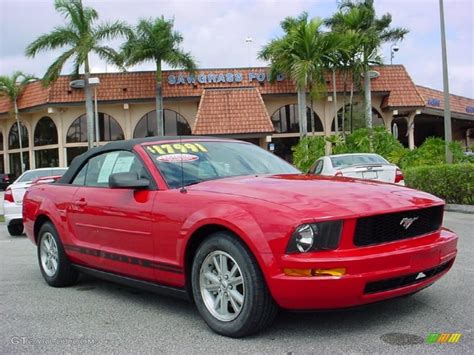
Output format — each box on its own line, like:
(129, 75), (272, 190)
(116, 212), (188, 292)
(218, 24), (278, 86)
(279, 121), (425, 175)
(0, 0), (473, 98)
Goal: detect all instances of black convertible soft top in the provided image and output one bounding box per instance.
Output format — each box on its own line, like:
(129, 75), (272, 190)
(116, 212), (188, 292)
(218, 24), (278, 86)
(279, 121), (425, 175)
(59, 135), (218, 184)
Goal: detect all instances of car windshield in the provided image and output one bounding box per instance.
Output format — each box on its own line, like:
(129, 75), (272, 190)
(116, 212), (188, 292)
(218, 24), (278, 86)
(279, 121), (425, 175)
(17, 169), (67, 183)
(145, 141), (300, 188)
(330, 154), (388, 169)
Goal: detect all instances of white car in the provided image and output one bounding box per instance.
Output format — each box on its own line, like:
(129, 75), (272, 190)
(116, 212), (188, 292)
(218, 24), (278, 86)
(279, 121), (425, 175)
(3, 167), (67, 236)
(309, 153), (405, 185)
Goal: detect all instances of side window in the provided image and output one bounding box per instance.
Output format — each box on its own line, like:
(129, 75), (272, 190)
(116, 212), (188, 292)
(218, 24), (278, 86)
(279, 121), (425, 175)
(72, 151), (148, 187)
(72, 164), (87, 185)
(314, 160), (324, 175)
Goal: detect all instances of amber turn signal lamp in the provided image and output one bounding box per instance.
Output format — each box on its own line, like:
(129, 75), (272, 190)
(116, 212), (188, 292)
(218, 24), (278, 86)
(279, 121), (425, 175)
(284, 268), (346, 277)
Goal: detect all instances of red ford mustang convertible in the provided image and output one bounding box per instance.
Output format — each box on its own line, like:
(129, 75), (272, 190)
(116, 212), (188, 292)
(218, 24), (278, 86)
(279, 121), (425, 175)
(23, 137), (458, 337)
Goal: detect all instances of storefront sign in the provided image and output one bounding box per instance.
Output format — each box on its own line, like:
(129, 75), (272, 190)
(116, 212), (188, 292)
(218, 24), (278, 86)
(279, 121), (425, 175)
(466, 106), (474, 114)
(167, 72), (284, 85)
(427, 98), (441, 107)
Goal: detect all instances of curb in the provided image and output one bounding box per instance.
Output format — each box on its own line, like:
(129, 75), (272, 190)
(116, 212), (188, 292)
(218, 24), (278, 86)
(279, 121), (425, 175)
(445, 204), (474, 214)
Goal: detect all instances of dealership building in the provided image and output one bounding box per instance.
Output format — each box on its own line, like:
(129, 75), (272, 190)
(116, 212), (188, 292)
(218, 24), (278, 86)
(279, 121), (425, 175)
(0, 65), (473, 177)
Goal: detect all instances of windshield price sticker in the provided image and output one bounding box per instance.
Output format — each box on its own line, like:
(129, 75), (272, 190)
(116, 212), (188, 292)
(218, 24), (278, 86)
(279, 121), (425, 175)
(146, 143), (208, 155)
(156, 153), (199, 163)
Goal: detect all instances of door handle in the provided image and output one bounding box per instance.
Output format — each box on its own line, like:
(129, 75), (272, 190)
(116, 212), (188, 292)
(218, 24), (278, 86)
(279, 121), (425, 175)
(73, 199), (87, 207)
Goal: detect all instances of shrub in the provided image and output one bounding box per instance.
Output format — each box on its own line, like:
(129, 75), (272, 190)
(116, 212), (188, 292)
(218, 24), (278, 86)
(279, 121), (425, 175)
(404, 164), (474, 205)
(344, 127), (405, 158)
(394, 137), (471, 169)
(292, 135), (326, 172)
(292, 127), (405, 171)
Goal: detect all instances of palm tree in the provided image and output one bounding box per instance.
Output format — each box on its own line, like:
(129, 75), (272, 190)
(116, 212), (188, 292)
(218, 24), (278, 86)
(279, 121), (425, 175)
(259, 13), (342, 139)
(0, 71), (37, 174)
(25, 0), (129, 149)
(326, 0), (408, 129)
(121, 17), (196, 136)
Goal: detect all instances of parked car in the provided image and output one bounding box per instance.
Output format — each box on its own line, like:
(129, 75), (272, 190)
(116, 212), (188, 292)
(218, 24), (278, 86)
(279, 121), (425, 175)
(0, 173), (13, 190)
(23, 137), (457, 337)
(310, 153), (405, 185)
(4, 167), (67, 236)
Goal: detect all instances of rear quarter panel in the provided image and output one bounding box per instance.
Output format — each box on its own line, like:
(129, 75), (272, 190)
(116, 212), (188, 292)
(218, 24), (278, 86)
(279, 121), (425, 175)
(23, 184), (79, 245)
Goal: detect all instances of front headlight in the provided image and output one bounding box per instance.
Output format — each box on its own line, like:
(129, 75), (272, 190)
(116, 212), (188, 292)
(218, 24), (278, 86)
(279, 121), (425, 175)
(286, 220), (343, 254)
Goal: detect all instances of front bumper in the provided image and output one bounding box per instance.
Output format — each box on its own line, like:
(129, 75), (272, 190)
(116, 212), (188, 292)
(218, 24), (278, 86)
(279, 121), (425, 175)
(267, 228), (457, 310)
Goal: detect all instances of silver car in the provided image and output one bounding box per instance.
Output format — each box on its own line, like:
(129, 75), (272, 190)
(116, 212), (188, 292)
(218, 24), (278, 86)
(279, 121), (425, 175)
(3, 168), (67, 236)
(309, 153), (405, 185)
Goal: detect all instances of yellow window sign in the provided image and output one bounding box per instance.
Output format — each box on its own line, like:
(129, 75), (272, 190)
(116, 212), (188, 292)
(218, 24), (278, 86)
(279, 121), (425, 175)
(146, 143), (208, 155)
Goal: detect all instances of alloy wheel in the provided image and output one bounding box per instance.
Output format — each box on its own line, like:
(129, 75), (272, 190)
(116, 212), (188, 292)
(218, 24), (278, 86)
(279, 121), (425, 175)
(199, 250), (245, 322)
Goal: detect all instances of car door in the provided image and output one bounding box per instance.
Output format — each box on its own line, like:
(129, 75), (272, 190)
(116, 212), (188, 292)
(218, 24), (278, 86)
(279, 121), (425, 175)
(68, 150), (157, 281)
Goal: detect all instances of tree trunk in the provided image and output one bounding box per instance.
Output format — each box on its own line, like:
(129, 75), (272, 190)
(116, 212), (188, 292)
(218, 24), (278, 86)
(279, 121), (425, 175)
(364, 70), (374, 151)
(349, 82), (354, 133)
(342, 76), (347, 140)
(309, 84), (314, 135)
(364, 70), (372, 129)
(84, 58), (95, 150)
(155, 60), (164, 136)
(297, 87), (307, 139)
(332, 69), (338, 134)
(13, 99), (24, 174)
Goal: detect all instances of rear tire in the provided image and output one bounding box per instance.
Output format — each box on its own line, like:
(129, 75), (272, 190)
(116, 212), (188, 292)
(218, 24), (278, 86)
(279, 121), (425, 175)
(37, 222), (79, 287)
(7, 223), (24, 236)
(191, 232), (278, 337)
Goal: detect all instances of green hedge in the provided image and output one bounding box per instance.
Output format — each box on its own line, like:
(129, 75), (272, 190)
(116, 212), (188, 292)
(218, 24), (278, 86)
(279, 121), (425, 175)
(404, 164), (474, 205)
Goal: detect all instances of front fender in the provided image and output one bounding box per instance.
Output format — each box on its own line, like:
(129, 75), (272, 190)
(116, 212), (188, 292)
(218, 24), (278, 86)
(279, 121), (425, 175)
(179, 203), (276, 275)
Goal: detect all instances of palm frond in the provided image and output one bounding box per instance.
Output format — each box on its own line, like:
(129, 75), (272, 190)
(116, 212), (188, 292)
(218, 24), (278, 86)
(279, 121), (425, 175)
(94, 46), (126, 69)
(25, 26), (78, 57)
(42, 48), (76, 86)
(94, 20), (132, 41)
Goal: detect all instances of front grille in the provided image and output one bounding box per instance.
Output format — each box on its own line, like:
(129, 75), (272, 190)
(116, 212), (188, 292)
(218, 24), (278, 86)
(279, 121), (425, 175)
(364, 260), (453, 294)
(354, 206), (443, 247)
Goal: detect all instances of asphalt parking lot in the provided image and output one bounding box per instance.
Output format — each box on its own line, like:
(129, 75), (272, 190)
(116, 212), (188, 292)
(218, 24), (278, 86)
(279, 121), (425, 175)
(0, 212), (472, 354)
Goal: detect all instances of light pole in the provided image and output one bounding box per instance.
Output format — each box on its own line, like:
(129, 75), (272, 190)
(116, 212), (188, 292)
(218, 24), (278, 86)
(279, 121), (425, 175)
(88, 77), (101, 147)
(390, 44), (399, 65)
(245, 37), (253, 68)
(70, 78), (100, 147)
(439, 0), (453, 163)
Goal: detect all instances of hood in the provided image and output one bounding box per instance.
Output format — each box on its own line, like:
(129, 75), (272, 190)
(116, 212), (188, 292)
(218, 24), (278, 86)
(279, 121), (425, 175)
(189, 174), (443, 219)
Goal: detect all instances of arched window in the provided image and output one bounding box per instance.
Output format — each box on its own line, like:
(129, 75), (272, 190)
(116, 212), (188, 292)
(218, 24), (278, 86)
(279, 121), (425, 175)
(0, 132), (3, 174)
(133, 109), (191, 138)
(34, 117), (58, 146)
(33, 117), (59, 168)
(8, 122), (29, 149)
(271, 104), (323, 133)
(66, 112), (124, 143)
(331, 105), (384, 132)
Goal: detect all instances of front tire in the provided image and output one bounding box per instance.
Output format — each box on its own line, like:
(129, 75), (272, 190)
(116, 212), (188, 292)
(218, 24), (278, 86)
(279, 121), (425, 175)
(37, 222), (79, 287)
(191, 232), (278, 337)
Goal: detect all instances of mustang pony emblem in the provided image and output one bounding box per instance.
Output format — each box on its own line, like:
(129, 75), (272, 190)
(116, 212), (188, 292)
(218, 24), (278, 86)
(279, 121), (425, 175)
(400, 217), (419, 230)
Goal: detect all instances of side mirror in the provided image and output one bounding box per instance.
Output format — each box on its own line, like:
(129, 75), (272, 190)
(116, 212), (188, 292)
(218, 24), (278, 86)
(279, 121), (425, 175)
(109, 172), (149, 189)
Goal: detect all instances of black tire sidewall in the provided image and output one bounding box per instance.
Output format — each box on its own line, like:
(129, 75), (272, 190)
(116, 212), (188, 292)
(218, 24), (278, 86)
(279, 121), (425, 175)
(37, 222), (76, 286)
(191, 232), (270, 337)
(7, 224), (23, 236)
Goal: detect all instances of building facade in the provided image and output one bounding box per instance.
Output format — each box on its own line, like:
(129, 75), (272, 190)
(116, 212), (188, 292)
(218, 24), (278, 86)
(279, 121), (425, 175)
(0, 65), (473, 177)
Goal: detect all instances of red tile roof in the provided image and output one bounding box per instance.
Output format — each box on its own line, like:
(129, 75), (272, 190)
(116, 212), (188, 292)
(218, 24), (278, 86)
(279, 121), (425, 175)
(416, 85), (474, 116)
(193, 87), (274, 135)
(1, 65), (471, 116)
